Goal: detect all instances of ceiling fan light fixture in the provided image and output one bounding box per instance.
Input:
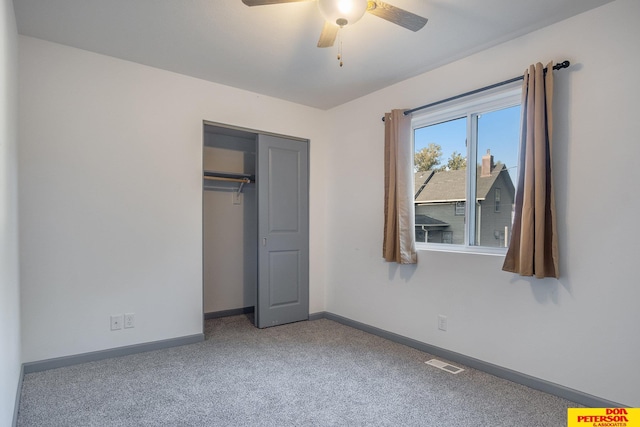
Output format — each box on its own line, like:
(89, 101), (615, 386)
(318, 0), (367, 27)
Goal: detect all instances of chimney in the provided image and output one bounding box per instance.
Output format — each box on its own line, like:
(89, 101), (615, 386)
(481, 149), (494, 177)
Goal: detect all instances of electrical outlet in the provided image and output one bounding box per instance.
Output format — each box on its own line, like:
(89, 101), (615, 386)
(438, 314), (447, 331)
(110, 314), (123, 331)
(124, 313), (135, 329)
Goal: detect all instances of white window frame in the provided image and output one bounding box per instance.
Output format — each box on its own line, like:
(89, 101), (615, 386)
(411, 82), (521, 256)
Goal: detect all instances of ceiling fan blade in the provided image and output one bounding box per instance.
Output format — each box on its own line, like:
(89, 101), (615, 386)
(367, 1), (427, 32)
(242, 0), (310, 6)
(317, 22), (339, 48)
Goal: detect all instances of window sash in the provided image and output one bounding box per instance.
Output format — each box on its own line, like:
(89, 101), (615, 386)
(411, 83), (520, 254)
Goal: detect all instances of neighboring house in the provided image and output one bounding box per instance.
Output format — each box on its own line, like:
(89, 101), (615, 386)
(414, 150), (515, 247)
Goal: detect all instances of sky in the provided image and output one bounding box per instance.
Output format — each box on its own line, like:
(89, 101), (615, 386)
(414, 105), (521, 184)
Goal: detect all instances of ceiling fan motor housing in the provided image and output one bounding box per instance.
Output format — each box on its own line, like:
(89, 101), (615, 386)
(318, 0), (368, 27)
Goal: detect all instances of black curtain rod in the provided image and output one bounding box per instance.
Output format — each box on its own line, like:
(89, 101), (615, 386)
(381, 60), (570, 121)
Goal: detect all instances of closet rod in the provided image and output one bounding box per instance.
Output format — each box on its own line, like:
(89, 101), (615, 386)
(203, 176), (252, 184)
(381, 60), (570, 121)
(203, 175), (252, 194)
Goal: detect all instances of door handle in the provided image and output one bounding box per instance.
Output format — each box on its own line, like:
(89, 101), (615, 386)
(262, 237), (267, 246)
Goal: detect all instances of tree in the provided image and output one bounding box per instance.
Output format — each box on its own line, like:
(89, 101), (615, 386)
(441, 151), (467, 171)
(414, 143), (442, 172)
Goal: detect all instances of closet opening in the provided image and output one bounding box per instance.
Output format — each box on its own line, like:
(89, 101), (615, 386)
(203, 124), (257, 323)
(202, 122), (309, 328)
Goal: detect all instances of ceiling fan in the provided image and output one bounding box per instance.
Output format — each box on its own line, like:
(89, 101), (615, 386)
(241, 0), (428, 48)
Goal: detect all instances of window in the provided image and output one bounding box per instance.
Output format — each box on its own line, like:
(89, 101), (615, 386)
(412, 84), (520, 253)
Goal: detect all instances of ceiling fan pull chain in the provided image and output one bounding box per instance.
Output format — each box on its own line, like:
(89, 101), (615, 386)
(337, 37), (343, 67)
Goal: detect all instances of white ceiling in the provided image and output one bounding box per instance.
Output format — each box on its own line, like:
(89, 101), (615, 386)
(14, 0), (613, 110)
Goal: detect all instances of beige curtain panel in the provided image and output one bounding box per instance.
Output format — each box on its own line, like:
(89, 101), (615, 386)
(502, 62), (559, 278)
(383, 109), (417, 264)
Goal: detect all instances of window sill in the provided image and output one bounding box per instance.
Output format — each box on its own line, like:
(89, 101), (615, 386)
(416, 243), (507, 257)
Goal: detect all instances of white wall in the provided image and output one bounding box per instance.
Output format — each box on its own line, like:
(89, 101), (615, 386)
(18, 36), (328, 362)
(0, 0), (20, 424)
(324, 0), (640, 407)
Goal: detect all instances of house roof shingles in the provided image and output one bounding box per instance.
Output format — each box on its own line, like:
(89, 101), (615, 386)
(415, 214), (449, 227)
(414, 162), (508, 203)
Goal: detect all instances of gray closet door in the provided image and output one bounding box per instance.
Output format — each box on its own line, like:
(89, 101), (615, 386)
(256, 134), (309, 328)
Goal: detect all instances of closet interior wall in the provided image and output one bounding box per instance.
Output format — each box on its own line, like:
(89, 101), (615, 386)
(203, 125), (257, 315)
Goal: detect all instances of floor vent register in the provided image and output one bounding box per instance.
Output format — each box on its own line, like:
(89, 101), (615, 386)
(425, 358), (465, 374)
